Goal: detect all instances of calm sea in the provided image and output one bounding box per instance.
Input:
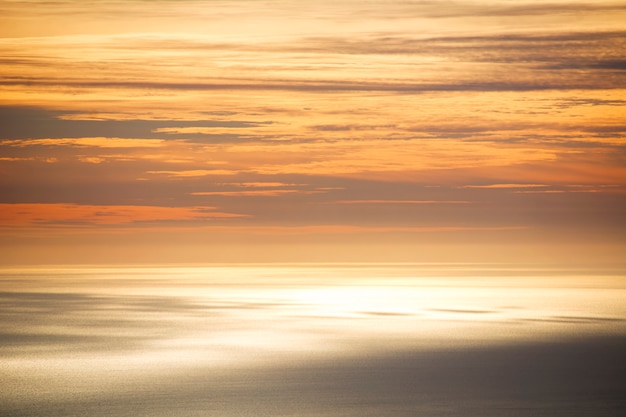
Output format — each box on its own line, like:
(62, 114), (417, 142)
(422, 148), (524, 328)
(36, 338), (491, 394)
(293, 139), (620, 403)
(1, 264), (625, 416)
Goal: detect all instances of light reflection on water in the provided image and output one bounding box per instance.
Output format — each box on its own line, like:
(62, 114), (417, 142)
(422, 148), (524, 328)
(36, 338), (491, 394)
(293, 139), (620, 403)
(1, 264), (625, 416)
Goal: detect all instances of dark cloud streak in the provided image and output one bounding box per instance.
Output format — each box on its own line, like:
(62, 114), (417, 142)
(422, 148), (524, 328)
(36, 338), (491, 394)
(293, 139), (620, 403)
(2, 77), (622, 93)
(0, 106), (270, 140)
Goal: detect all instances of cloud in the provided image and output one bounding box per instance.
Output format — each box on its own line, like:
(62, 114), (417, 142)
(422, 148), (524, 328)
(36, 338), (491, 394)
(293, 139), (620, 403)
(4, 27), (624, 98)
(78, 157), (106, 164)
(1, 28), (624, 101)
(3, 76), (622, 93)
(146, 169), (238, 177)
(5, 137), (164, 148)
(153, 125), (291, 141)
(512, 184), (626, 194)
(421, 2), (626, 18)
(191, 190), (318, 197)
(0, 203), (248, 227)
(189, 181), (338, 197)
(332, 200), (469, 205)
(153, 125), (273, 135)
(309, 124), (397, 132)
(0, 157), (34, 162)
(226, 182), (307, 188)
(0, 106), (268, 141)
(233, 138), (557, 176)
(462, 184), (549, 189)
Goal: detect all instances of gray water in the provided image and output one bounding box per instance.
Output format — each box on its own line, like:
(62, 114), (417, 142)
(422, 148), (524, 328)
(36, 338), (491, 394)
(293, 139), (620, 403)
(1, 264), (625, 416)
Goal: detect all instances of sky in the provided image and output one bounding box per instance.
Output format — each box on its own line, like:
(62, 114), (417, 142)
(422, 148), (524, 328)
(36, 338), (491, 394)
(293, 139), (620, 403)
(0, 0), (625, 265)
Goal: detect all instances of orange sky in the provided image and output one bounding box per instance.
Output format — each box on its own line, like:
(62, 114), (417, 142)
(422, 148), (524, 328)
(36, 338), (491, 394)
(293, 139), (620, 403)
(1, 0), (625, 265)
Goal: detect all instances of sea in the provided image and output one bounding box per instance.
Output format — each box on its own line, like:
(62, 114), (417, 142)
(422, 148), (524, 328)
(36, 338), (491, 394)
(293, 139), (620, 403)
(1, 263), (625, 416)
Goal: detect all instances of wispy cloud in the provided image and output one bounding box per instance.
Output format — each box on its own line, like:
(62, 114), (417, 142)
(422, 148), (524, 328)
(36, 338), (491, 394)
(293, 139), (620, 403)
(462, 184), (549, 189)
(0, 204), (248, 227)
(191, 190), (316, 197)
(332, 200), (470, 205)
(0, 109), (270, 142)
(4, 137), (164, 148)
(2, 27), (624, 99)
(146, 169), (238, 177)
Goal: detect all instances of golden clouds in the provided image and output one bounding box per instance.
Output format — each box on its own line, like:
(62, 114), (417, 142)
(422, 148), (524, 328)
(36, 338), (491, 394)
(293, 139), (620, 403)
(228, 138), (557, 177)
(1, 0), (625, 264)
(5, 138), (164, 148)
(147, 170), (236, 178)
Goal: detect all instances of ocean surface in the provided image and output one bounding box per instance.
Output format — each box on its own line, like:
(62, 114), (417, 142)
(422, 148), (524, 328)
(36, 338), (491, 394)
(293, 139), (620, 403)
(1, 264), (625, 416)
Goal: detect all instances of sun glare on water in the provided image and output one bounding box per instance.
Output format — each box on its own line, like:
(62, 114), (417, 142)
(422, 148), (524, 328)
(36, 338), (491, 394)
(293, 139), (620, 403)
(4, 264), (624, 364)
